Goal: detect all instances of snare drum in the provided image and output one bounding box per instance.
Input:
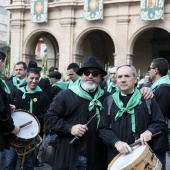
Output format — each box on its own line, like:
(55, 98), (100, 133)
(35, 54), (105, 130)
(10, 109), (42, 156)
(108, 144), (162, 170)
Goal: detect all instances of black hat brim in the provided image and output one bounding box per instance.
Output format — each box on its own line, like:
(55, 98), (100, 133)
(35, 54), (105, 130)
(76, 67), (107, 77)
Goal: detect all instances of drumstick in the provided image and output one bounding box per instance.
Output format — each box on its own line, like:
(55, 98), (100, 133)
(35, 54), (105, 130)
(19, 121), (33, 128)
(130, 131), (162, 147)
(69, 112), (97, 145)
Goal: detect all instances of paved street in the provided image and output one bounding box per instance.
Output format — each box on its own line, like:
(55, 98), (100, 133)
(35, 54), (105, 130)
(0, 152), (170, 169)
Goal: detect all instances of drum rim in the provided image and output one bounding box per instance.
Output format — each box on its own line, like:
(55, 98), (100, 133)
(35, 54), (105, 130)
(11, 109), (41, 140)
(108, 144), (155, 170)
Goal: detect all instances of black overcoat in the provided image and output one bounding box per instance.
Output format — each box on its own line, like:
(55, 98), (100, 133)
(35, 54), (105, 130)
(98, 95), (166, 163)
(45, 89), (110, 170)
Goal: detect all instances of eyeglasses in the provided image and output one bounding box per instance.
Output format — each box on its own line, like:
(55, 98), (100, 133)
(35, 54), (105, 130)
(148, 67), (156, 71)
(110, 72), (116, 75)
(83, 70), (101, 77)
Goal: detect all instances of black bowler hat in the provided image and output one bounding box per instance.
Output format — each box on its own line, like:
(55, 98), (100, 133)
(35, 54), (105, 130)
(48, 71), (61, 79)
(28, 61), (42, 72)
(76, 56), (107, 77)
(0, 50), (6, 60)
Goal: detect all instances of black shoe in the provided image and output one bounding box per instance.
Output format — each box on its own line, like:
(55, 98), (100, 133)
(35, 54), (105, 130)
(34, 162), (44, 167)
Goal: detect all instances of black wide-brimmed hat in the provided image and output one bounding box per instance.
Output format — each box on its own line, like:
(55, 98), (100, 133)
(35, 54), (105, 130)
(76, 56), (107, 77)
(0, 50), (6, 60)
(28, 61), (42, 72)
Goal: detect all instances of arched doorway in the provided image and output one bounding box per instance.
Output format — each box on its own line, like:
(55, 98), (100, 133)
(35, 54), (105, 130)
(74, 30), (115, 71)
(132, 28), (170, 77)
(23, 31), (59, 75)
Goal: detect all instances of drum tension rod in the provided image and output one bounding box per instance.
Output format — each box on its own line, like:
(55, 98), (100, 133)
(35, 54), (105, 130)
(144, 162), (152, 170)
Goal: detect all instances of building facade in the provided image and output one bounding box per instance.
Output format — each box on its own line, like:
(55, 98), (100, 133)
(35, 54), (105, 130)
(5, 0), (170, 77)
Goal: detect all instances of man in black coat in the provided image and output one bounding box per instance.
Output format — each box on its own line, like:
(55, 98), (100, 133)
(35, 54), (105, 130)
(45, 56), (109, 170)
(98, 64), (166, 166)
(0, 50), (20, 151)
(149, 58), (170, 170)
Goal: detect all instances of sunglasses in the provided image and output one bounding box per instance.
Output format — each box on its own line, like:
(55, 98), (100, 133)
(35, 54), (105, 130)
(148, 67), (156, 71)
(83, 70), (101, 77)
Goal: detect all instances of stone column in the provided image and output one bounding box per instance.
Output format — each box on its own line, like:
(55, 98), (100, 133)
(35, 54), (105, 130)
(115, 3), (130, 66)
(126, 54), (134, 65)
(58, 5), (76, 78)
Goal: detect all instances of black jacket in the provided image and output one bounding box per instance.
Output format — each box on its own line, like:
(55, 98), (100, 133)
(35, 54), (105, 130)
(98, 94), (166, 163)
(153, 84), (170, 152)
(0, 82), (15, 151)
(45, 88), (110, 170)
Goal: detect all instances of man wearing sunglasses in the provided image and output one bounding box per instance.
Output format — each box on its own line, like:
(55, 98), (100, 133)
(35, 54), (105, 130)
(45, 56), (154, 170)
(148, 58), (170, 170)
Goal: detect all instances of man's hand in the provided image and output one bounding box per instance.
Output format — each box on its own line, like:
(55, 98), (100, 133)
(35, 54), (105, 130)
(140, 87), (154, 99)
(11, 125), (20, 135)
(10, 104), (16, 113)
(140, 130), (152, 145)
(115, 141), (132, 154)
(70, 124), (88, 137)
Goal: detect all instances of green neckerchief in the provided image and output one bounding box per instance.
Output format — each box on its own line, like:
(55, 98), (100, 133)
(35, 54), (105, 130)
(112, 87), (142, 132)
(68, 77), (81, 88)
(151, 75), (170, 92)
(12, 76), (27, 89)
(0, 71), (10, 94)
(107, 81), (113, 92)
(19, 86), (42, 99)
(52, 81), (67, 90)
(19, 86), (42, 113)
(69, 79), (104, 128)
(107, 78), (111, 86)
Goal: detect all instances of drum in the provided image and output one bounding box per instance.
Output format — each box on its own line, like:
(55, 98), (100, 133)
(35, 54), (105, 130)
(108, 144), (162, 170)
(10, 109), (42, 156)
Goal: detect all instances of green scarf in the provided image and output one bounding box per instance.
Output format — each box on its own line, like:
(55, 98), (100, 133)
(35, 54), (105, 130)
(68, 77), (81, 88)
(151, 75), (170, 92)
(0, 71), (10, 94)
(19, 86), (42, 99)
(112, 87), (142, 132)
(12, 76), (27, 89)
(69, 79), (104, 127)
(19, 86), (42, 113)
(52, 81), (67, 90)
(107, 81), (113, 92)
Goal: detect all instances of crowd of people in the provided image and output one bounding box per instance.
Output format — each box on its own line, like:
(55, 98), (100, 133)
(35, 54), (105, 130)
(0, 48), (170, 170)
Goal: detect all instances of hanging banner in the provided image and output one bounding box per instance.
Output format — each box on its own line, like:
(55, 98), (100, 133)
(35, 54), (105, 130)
(31, 0), (48, 23)
(84, 0), (103, 21)
(140, 0), (164, 20)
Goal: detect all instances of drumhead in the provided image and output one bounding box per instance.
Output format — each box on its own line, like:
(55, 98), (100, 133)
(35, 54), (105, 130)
(11, 110), (40, 140)
(110, 145), (146, 170)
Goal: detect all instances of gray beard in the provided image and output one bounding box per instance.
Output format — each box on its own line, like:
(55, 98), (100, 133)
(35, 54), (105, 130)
(81, 80), (98, 93)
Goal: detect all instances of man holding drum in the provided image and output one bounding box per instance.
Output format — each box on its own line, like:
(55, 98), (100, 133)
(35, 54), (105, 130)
(4, 68), (49, 170)
(98, 64), (166, 166)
